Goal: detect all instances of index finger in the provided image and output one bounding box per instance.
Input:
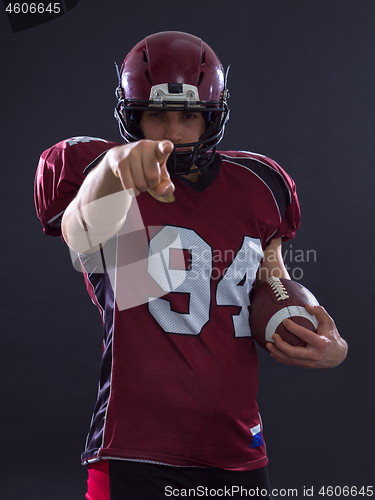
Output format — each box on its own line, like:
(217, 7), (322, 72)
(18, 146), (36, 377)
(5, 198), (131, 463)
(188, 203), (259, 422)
(156, 140), (174, 163)
(151, 141), (175, 196)
(152, 163), (175, 197)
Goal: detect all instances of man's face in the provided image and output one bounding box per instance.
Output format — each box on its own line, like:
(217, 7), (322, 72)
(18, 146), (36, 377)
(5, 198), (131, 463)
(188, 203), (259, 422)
(139, 110), (206, 146)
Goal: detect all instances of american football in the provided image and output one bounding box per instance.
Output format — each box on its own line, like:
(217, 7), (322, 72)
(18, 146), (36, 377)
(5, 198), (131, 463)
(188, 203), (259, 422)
(249, 277), (319, 350)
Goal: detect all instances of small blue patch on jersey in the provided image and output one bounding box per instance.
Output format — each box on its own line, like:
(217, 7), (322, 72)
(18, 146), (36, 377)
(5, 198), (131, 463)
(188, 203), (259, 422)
(251, 433), (264, 448)
(250, 424), (264, 448)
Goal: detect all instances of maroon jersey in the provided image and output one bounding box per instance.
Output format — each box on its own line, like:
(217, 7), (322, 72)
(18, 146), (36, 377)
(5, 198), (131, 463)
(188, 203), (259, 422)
(35, 137), (300, 471)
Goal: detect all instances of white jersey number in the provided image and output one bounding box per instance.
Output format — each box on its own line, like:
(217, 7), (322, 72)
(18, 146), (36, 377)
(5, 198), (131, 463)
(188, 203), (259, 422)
(148, 226), (263, 337)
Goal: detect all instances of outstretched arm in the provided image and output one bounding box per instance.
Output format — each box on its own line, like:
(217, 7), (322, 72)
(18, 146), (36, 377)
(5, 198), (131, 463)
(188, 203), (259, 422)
(62, 139), (174, 253)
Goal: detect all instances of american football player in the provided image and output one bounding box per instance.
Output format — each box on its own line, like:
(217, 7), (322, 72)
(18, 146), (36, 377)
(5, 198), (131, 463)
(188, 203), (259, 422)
(35, 31), (347, 500)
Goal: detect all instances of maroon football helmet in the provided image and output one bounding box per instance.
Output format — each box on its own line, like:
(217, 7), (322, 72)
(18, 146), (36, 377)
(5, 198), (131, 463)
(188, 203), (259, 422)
(114, 31), (230, 175)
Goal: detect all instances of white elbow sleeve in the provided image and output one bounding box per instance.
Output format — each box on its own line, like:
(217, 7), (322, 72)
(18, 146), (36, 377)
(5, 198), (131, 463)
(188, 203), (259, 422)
(67, 190), (132, 253)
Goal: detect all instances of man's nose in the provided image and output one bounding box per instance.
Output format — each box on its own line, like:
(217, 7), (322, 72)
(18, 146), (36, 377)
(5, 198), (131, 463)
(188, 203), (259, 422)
(164, 116), (182, 143)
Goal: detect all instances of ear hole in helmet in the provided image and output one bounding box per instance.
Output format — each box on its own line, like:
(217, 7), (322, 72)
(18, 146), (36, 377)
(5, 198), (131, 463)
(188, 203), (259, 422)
(201, 111), (212, 130)
(129, 109), (143, 125)
(201, 51), (205, 64)
(125, 108), (145, 140)
(143, 49), (148, 63)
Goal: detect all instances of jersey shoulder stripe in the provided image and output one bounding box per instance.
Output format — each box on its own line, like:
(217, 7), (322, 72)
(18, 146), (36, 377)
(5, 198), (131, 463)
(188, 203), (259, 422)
(220, 151), (293, 223)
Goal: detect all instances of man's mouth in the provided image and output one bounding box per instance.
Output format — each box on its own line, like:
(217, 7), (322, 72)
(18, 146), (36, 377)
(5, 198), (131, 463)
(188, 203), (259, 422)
(174, 146), (193, 152)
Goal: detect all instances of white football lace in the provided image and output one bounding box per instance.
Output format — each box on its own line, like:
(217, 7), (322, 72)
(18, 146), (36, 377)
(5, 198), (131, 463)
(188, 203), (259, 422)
(267, 277), (290, 301)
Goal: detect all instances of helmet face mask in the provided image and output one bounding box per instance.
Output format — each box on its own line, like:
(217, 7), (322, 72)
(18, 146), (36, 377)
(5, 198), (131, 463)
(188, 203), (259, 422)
(114, 31), (230, 176)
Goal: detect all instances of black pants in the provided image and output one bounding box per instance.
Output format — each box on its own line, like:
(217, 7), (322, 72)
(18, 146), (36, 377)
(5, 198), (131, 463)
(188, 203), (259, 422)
(92, 460), (274, 499)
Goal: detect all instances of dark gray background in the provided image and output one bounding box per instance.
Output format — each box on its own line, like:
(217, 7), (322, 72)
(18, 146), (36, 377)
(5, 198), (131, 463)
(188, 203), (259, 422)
(1, 1), (374, 498)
